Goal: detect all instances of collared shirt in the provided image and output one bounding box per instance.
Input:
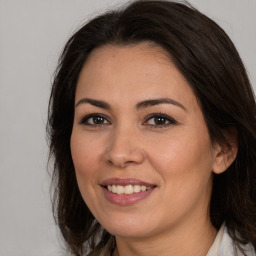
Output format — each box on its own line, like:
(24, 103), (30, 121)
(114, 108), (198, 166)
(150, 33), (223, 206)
(206, 223), (225, 256)
(216, 225), (255, 256)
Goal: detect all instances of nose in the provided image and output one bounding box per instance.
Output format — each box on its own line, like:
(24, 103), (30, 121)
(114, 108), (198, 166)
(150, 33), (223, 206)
(104, 127), (145, 168)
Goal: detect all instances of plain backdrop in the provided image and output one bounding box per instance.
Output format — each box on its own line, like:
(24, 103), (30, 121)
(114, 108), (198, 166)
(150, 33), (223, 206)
(0, 0), (255, 255)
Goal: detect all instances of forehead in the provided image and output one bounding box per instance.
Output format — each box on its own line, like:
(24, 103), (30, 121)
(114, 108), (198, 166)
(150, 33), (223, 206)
(75, 43), (198, 110)
(86, 42), (172, 65)
(80, 43), (173, 81)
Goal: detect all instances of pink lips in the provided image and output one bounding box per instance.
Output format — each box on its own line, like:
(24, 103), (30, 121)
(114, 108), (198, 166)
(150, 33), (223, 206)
(101, 178), (156, 206)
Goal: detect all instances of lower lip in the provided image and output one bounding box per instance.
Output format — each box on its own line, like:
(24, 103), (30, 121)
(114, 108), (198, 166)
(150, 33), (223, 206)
(102, 186), (155, 205)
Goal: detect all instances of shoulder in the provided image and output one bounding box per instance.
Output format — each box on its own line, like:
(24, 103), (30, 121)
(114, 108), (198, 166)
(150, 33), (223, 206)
(218, 226), (256, 256)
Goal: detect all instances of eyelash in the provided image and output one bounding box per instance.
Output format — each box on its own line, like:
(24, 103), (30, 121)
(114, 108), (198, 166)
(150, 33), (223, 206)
(79, 113), (111, 127)
(79, 113), (178, 128)
(143, 113), (178, 128)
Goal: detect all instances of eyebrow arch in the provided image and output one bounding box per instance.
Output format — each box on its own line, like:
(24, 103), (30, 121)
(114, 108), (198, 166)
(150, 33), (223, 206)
(75, 98), (111, 109)
(136, 98), (186, 111)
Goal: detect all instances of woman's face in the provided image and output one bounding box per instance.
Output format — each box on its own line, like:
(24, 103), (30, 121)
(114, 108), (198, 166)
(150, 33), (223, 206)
(71, 43), (220, 239)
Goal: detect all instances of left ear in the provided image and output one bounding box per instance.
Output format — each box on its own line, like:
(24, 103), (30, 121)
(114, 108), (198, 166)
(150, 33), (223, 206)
(212, 129), (238, 174)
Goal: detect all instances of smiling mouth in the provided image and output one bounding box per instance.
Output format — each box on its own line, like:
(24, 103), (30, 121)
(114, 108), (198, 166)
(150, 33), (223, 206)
(106, 184), (153, 195)
(101, 178), (156, 205)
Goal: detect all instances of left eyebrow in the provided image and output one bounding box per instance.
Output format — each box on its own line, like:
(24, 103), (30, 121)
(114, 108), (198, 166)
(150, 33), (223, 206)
(75, 98), (111, 109)
(136, 98), (187, 111)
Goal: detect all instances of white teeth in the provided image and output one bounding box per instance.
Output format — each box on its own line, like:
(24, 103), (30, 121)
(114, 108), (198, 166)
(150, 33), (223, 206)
(106, 184), (152, 194)
(112, 185), (117, 193)
(141, 185), (146, 192)
(134, 185), (141, 193)
(124, 185), (133, 194)
(116, 185), (125, 194)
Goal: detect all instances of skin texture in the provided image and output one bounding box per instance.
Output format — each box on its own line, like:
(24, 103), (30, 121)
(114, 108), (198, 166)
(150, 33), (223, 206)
(70, 43), (235, 256)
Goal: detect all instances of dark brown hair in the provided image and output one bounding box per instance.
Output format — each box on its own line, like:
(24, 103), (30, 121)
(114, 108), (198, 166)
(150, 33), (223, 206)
(47, 1), (256, 255)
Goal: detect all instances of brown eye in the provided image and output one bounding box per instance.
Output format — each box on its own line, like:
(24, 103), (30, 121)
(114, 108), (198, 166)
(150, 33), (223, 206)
(80, 114), (110, 126)
(145, 113), (177, 127)
(154, 117), (168, 125)
(92, 116), (105, 124)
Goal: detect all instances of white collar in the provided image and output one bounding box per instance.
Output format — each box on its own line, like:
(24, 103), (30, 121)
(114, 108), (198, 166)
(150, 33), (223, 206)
(206, 223), (225, 256)
(207, 223), (256, 256)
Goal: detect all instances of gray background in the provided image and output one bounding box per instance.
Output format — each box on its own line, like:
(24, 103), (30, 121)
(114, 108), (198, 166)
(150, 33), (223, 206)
(0, 0), (255, 255)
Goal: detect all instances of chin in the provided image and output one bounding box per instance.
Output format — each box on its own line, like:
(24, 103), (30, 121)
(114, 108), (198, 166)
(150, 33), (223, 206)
(98, 213), (159, 238)
(107, 225), (153, 239)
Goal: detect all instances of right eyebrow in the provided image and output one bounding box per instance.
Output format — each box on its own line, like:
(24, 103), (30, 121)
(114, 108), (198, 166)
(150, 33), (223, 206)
(75, 98), (111, 110)
(136, 98), (187, 111)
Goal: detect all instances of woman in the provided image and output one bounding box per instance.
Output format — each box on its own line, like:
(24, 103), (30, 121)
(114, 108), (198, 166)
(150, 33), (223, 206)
(47, 1), (256, 255)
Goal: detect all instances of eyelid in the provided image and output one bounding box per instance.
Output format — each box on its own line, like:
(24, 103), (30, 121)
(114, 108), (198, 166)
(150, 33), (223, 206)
(79, 113), (111, 125)
(143, 113), (178, 126)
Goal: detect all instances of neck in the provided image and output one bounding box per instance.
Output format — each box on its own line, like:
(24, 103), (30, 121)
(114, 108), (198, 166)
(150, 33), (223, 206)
(113, 218), (217, 256)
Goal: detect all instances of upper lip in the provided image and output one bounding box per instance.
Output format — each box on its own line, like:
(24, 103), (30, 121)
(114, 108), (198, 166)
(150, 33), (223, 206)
(101, 178), (156, 187)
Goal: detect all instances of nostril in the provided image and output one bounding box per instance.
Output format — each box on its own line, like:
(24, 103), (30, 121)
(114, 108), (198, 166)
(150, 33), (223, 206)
(105, 149), (145, 168)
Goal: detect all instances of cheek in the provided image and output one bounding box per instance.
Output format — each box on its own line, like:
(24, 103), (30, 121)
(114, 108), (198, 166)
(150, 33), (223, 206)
(70, 131), (105, 214)
(147, 126), (214, 191)
(70, 132), (101, 190)
(149, 131), (214, 218)
(70, 130), (104, 171)
(151, 134), (212, 169)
